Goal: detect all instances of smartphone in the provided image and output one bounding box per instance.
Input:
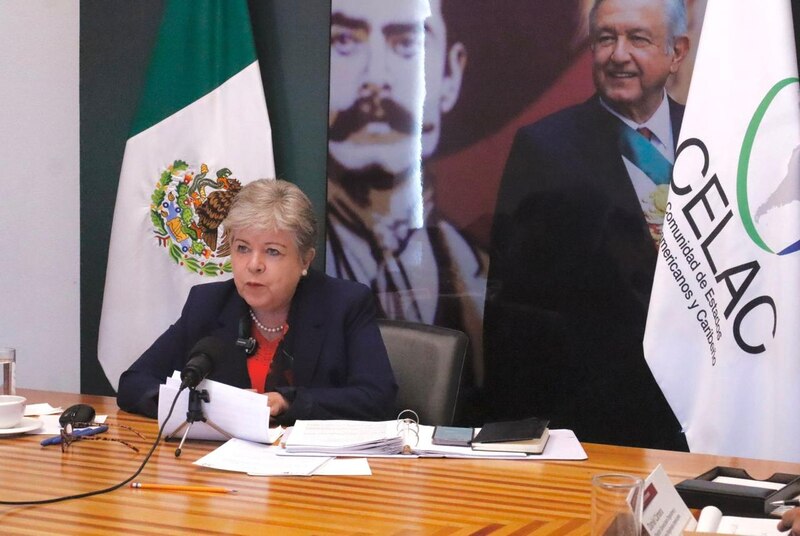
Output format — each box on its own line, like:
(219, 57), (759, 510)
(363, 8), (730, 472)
(432, 426), (474, 447)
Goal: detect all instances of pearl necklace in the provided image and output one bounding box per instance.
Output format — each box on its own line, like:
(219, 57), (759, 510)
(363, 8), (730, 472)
(249, 309), (286, 334)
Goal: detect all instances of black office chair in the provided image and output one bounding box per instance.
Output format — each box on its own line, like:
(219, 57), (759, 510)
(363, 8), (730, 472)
(377, 318), (468, 426)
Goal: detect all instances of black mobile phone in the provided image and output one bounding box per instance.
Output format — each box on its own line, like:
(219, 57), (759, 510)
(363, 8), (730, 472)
(431, 426), (474, 447)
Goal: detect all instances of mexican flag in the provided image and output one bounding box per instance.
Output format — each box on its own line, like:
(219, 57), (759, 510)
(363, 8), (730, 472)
(98, 0), (274, 391)
(644, 0), (800, 461)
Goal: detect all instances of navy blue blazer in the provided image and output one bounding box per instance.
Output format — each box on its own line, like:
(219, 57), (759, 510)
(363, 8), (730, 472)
(117, 269), (398, 425)
(484, 95), (688, 450)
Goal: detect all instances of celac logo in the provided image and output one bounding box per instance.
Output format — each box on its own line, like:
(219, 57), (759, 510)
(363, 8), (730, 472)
(150, 160), (241, 275)
(738, 77), (800, 256)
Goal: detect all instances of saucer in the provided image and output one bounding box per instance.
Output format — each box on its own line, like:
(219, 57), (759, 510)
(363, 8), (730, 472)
(0, 417), (43, 436)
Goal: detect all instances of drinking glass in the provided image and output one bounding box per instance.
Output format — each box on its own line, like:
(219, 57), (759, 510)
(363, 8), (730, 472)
(591, 473), (643, 536)
(0, 348), (15, 396)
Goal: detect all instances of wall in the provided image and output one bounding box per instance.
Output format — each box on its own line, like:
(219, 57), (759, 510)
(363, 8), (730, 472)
(0, 1), (81, 392)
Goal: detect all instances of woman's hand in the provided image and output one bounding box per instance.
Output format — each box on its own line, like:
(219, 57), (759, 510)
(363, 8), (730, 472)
(266, 391), (289, 416)
(778, 507), (800, 534)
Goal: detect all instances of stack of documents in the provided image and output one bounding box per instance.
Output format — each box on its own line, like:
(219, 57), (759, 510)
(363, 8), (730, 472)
(284, 420), (405, 455)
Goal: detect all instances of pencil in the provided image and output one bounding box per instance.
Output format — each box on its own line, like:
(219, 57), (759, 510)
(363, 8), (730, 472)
(130, 482), (237, 493)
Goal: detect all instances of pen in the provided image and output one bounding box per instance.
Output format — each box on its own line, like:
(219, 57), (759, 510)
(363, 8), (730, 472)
(771, 500), (800, 507)
(130, 482), (237, 493)
(40, 425), (109, 446)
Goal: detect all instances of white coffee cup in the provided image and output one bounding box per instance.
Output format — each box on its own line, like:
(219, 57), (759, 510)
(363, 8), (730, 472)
(0, 395), (26, 428)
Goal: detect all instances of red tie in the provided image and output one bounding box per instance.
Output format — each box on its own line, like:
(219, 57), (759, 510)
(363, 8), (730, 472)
(637, 126), (654, 141)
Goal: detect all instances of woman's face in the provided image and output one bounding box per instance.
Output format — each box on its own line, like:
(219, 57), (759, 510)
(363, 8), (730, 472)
(230, 227), (312, 315)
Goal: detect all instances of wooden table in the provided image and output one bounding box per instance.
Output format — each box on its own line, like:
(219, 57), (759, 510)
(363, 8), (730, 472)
(1, 389), (797, 535)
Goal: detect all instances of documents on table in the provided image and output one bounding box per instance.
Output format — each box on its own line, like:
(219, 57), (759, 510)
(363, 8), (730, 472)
(158, 371), (281, 444)
(194, 420), (587, 478)
(695, 505), (783, 535)
(194, 438), (371, 476)
(283, 419), (587, 460)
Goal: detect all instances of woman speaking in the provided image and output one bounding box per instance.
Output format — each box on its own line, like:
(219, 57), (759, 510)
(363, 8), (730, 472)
(117, 179), (397, 425)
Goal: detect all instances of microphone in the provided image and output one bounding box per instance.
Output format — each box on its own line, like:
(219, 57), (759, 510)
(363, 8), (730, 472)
(179, 336), (225, 390)
(235, 315), (258, 356)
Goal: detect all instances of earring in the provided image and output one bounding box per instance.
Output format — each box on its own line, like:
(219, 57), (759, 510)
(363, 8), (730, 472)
(302, 269), (308, 276)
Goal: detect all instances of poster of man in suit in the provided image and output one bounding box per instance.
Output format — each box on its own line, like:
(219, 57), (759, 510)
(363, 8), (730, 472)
(484, 0), (707, 449)
(326, 0), (707, 437)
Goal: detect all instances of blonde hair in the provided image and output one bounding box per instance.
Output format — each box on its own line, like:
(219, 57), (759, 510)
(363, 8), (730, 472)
(223, 178), (318, 255)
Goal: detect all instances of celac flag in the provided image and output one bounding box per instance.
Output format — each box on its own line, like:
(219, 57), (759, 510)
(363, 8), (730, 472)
(644, 0), (800, 461)
(98, 0), (274, 390)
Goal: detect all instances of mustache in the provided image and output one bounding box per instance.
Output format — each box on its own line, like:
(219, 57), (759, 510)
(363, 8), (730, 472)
(329, 95), (417, 142)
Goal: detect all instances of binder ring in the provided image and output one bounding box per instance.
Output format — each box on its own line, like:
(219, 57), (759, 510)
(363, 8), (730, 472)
(396, 409), (420, 449)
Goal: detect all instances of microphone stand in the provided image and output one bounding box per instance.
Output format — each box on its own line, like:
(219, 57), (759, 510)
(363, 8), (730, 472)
(165, 385), (233, 457)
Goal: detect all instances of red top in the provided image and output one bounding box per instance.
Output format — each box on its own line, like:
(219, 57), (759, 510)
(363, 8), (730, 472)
(246, 323), (288, 393)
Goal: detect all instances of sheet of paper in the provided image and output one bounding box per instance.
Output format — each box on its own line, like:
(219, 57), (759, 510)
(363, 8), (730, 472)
(158, 371), (280, 444)
(313, 457), (372, 476)
(697, 505), (783, 536)
(715, 516), (783, 535)
(642, 464), (696, 536)
(712, 476), (786, 491)
(194, 438), (333, 476)
(28, 414), (108, 435)
(24, 403), (62, 416)
(528, 429), (587, 460)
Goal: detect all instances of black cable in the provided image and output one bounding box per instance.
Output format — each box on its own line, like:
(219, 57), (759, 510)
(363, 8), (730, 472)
(0, 387), (185, 506)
